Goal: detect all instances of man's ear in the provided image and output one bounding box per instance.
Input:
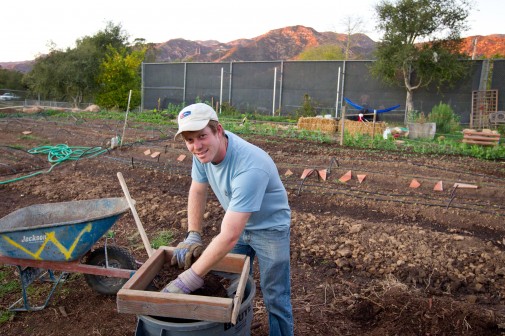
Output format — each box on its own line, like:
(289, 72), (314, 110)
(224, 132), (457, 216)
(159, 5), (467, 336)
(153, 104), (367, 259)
(217, 123), (225, 136)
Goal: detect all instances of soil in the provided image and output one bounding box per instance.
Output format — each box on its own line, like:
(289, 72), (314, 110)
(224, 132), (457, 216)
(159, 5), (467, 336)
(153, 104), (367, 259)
(1, 115), (505, 335)
(150, 264), (230, 299)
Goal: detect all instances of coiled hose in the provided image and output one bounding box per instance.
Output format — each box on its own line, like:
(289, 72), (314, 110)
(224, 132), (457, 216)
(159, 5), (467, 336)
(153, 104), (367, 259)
(0, 144), (107, 184)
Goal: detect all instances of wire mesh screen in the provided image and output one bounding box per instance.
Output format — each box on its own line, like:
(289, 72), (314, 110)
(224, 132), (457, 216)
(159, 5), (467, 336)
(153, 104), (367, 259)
(413, 60), (482, 124)
(186, 63), (230, 109)
(229, 62), (281, 115)
(142, 63), (185, 110)
(491, 60), (505, 111)
(141, 60), (498, 126)
(282, 61), (344, 117)
(342, 61), (406, 123)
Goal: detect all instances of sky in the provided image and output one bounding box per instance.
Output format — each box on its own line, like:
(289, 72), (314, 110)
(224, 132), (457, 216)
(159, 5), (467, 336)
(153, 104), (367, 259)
(0, 0), (502, 62)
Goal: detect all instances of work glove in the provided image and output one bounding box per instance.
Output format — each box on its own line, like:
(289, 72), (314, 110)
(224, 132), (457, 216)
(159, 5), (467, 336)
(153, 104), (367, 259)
(161, 268), (204, 294)
(171, 231), (203, 270)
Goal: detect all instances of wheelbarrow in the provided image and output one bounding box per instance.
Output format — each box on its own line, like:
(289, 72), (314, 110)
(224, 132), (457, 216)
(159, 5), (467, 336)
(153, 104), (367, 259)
(0, 197), (138, 312)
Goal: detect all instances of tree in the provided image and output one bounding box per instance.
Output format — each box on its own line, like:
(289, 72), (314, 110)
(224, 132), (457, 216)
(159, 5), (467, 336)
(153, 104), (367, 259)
(297, 45), (345, 60)
(24, 21), (131, 107)
(371, 0), (472, 115)
(341, 15), (366, 60)
(96, 46), (146, 110)
(0, 68), (26, 92)
(23, 49), (68, 101)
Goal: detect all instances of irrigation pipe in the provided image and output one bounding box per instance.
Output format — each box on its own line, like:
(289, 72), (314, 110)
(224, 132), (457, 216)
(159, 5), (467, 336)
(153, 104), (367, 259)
(99, 152), (505, 215)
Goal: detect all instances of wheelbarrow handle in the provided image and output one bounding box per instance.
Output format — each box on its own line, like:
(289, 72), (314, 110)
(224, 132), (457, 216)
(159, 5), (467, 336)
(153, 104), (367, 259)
(117, 172), (153, 257)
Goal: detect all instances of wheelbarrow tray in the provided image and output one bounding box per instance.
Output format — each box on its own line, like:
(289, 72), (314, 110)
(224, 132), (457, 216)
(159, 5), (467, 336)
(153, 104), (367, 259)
(0, 197), (130, 261)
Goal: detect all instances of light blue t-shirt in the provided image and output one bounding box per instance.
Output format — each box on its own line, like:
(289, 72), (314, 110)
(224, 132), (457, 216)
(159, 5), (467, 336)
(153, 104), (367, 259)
(191, 131), (291, 230)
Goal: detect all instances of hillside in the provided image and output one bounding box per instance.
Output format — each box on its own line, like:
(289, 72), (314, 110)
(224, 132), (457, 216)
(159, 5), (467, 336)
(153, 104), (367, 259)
(152, 25), (376, 62)
(1, 27), (504, 74)
(460, 34), (505, 58)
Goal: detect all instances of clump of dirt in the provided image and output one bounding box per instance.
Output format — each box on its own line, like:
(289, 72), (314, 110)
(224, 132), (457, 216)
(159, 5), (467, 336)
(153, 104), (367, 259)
(343, 277), (502, 335)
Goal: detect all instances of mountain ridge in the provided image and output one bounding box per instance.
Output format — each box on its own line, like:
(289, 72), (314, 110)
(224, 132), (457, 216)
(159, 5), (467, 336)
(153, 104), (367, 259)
(2, 26), (504, 73)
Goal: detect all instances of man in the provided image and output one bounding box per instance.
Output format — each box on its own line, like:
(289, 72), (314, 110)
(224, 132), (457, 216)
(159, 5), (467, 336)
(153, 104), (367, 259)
(163, 103), (293, 336)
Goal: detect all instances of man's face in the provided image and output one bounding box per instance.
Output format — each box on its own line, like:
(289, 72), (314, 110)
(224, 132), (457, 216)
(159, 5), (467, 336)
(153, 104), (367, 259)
(182, 125), (225, 164)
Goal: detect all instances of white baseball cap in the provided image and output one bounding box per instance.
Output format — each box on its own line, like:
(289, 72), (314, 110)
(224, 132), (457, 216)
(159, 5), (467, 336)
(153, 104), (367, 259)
(174, 103), (219, 140)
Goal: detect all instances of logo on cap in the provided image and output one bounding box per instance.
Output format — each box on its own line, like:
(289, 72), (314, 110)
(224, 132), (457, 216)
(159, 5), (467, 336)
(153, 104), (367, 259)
(180, 111), (191, 119)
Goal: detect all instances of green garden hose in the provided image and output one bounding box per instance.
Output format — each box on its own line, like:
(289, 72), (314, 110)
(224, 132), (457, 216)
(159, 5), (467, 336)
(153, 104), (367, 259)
(0, 144), (108, 185)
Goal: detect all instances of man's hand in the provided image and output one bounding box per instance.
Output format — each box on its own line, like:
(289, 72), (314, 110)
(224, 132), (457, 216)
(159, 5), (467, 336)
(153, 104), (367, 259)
(161, 268), (204, 294)
(171, 231), (203, 269)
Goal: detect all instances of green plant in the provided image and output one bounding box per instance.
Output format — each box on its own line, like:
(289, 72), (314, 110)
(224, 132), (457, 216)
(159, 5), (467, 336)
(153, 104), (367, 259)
(407, 110), (428, 123)
(0, 267), (19, 324)
(0, 268), (19, 297)
(295, 94), (317, 118)
(0, 310), (14, 324)
(428, 102), (460, 134)
(151, 230), (174, 249)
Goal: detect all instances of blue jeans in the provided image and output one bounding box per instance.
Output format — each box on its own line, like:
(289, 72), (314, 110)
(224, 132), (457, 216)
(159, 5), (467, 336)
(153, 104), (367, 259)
(231, 227), (294, 336)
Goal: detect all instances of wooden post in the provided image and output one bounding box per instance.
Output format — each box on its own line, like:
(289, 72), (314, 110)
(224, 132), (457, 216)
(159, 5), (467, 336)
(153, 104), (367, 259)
(371, 110), (377, 144)
(340, 105), (346, 146)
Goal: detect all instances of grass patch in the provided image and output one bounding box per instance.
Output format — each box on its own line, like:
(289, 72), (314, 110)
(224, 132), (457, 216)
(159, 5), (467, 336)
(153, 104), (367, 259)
(151, 231), (175, 249)
(0, 267), (19, 324)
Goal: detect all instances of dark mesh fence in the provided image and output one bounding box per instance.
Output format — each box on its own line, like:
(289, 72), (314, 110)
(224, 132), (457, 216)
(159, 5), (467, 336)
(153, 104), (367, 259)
(142, 63), (185, 109)
(491, 60), (505, 111)
(413, 60), (482, 124)
(185, 63), (229, 109)
(142, 59), (504, 125)
(342, 61), (406, 123)
(230, 62), (280, 115)
(282, 61), (344, 117)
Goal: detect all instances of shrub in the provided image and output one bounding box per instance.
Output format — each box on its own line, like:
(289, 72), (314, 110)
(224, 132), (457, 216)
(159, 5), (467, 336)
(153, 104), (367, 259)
(428, 102), (460, 134)
(295, 94), (317, 118)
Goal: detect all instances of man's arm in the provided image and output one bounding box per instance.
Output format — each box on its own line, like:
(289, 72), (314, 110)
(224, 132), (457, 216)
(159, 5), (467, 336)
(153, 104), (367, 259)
(187, 180), (208, 233)
(191, 210), (251, 277)
(170, 180), (208, 269)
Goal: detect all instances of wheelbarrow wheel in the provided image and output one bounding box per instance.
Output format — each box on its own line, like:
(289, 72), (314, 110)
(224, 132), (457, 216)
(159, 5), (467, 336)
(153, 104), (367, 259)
(83, 245), (137, 295)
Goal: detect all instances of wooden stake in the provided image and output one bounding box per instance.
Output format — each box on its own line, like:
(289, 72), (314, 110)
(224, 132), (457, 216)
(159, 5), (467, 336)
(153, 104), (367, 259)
(117, 172), (153, 257)
(453, 183), (478, 189)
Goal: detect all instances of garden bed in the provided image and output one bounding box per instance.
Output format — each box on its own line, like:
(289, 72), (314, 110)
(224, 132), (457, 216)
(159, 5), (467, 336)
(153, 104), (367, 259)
(0, 115), (505, 335)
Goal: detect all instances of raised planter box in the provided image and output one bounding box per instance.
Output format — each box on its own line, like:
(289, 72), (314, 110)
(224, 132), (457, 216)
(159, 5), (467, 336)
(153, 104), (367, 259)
(116, 246), (250, 324)
(407, 122), (436, 140)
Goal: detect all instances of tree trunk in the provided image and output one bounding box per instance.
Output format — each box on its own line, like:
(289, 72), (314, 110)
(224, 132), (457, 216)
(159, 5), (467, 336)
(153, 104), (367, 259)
(403, 64), (416, 123)
(405, 89), (414, 122)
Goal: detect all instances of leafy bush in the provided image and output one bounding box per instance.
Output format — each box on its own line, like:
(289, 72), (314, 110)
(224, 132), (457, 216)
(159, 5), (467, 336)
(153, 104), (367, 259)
(295, 94), (318, 118)
(428, 102), (460, 134)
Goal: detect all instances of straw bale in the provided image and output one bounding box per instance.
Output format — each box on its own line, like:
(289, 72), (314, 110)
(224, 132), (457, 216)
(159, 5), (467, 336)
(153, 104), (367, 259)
(297, 117), (338, 134)
(343, 120), (387, 137)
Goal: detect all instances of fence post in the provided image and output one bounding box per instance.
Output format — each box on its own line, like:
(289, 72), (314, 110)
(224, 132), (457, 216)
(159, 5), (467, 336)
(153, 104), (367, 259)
(340, 105), (346, 146)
